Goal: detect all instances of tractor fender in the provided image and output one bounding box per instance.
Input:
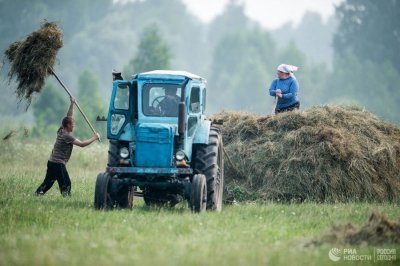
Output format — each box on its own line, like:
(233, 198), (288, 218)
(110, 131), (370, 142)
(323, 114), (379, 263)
(193, 119), (211, 145)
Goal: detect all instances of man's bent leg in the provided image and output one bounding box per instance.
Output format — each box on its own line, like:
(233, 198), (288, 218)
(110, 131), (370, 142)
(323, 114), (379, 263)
(35, 161), (58, 195)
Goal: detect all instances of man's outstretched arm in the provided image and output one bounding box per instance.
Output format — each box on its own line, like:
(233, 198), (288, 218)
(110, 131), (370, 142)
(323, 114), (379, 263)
(67, 96), (75, 117)
(73, 133), (100, 147)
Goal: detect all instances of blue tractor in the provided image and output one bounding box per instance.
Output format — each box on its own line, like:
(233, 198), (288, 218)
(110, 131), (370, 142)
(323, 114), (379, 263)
(94, 70), (224, 212)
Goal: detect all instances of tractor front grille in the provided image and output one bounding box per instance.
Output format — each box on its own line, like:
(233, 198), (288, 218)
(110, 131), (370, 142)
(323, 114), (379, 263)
(135, 123), (174, 168)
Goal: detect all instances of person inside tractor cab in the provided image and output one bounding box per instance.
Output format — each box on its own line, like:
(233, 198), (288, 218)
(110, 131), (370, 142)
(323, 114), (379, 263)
(158, 87), (180, 116)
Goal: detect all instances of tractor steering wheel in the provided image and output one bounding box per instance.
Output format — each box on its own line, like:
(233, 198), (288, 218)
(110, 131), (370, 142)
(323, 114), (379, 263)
(151, 96), (166, 113)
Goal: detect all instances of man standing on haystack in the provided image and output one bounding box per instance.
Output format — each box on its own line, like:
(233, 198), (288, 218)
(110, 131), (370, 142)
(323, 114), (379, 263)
(35, 96), (100, 197)
(269, 64), (300, 114)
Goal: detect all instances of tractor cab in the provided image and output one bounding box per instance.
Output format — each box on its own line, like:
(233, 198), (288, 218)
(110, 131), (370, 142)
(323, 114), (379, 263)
(108, 70), (208, 169)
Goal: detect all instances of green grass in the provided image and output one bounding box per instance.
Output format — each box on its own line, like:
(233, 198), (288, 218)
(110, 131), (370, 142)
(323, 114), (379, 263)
(0, 139), (399, 266)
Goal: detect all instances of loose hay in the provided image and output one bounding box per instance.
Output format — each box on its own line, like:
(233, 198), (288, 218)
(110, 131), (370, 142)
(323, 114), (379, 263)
(214, 105), (400, 202)
(4, 20), (63, 106)
(318, 212), (400, 246)
(2, 130), (15, 141)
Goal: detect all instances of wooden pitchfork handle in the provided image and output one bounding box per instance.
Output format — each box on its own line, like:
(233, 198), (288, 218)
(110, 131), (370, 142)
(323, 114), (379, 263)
(50, 68), (101, 142)
(272, 96), (277, 115)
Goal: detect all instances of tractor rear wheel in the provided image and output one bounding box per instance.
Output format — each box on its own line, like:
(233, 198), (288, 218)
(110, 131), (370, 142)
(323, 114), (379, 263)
(94, 172), (113, 210)
(193, 127), (224, 211)
(190, 174), (207, 213)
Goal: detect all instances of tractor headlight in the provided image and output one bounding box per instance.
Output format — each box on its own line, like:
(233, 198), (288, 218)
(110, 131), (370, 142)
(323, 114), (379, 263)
(175, 150), (185, 161)
(120, 147), (129, 159)
(110, 114), (125, 135)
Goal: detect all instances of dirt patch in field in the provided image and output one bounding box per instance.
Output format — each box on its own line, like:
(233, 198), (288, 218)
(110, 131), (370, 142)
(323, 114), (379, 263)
(3, 20), (63, 107)
(213, 105), (400, 202)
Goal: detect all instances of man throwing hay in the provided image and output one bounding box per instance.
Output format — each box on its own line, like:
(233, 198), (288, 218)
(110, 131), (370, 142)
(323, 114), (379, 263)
(35, 96), (100, 197)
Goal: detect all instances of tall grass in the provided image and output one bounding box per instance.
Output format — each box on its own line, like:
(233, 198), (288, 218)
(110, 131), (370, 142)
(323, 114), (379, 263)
(0, 139), (399, 266)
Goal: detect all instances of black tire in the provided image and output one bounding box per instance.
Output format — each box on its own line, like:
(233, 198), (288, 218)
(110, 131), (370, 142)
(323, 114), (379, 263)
(193, 126), (224, 211)
(108, 140), (133, 208)
(117, 186), (134, 209)
(108, 140), (119, 167)
(190, 174), (207, 213)
(94, 172), (113, 210)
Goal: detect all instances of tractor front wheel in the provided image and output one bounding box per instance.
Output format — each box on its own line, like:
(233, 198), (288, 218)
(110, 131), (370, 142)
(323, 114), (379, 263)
(190, 174), (207, 213)
(94, 172), (113, 210)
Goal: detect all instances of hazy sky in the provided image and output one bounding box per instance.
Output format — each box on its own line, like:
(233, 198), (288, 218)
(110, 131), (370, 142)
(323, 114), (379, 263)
(182, 0), (344, 29)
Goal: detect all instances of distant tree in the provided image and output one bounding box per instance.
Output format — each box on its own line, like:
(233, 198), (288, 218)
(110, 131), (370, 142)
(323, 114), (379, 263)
(333, 0), (400, 72)
(124, 24), (171, 75)
(0, 0), (112, 54)
(296, 62), (329, 108)
(63, 0), (206, 89)
(73, 70), (107, 139)
(207, 0), (250, 50)
(325, 55), (400, 122)
(208, 28), (277, 114)
(276, 41), (306, 68)
(272, 12), (337, 65)
(328, 0), (400, 124)
(32, 83), (67, 137)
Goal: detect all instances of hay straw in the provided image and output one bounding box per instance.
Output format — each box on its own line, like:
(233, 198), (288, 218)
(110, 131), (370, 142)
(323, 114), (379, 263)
(2, 130), (15, 141)
(322, 212), (400, 245)
(4, 20), (63, 106)
(214, 105), (400, 202)
(304, 212), (400, 246)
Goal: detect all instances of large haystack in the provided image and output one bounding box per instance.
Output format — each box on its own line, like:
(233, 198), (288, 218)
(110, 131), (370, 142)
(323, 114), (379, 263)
(214, 105), (400, 202)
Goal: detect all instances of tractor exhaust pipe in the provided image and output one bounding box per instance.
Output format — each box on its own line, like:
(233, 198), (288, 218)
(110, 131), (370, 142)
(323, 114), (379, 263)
(178, 78), (190, 146)
(178, 102), (186, 136)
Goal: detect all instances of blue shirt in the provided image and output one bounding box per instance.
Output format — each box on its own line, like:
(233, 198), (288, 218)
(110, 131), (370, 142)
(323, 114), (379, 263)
(269, 76), (299, 109)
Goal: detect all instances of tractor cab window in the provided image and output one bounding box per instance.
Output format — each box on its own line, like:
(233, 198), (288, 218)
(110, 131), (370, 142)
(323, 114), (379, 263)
(189, 87), (200, 113)
(114, 84), (130, 110)
(143, 83), (181, 117)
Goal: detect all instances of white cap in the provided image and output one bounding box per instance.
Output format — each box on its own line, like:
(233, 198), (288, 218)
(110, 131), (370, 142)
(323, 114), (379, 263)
(277, 64), (298, 73)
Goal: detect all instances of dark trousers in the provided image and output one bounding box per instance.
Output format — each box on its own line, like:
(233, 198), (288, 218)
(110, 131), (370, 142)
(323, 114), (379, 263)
(36, 161), (71, 196)
(275, 101), (300, 114)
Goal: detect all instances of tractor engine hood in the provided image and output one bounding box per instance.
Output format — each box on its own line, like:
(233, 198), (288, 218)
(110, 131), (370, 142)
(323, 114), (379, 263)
(134, 123), (176, 168)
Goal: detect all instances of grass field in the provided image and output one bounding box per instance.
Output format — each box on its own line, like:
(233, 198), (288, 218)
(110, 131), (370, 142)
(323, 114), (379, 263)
(0, 139), (399, 266)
